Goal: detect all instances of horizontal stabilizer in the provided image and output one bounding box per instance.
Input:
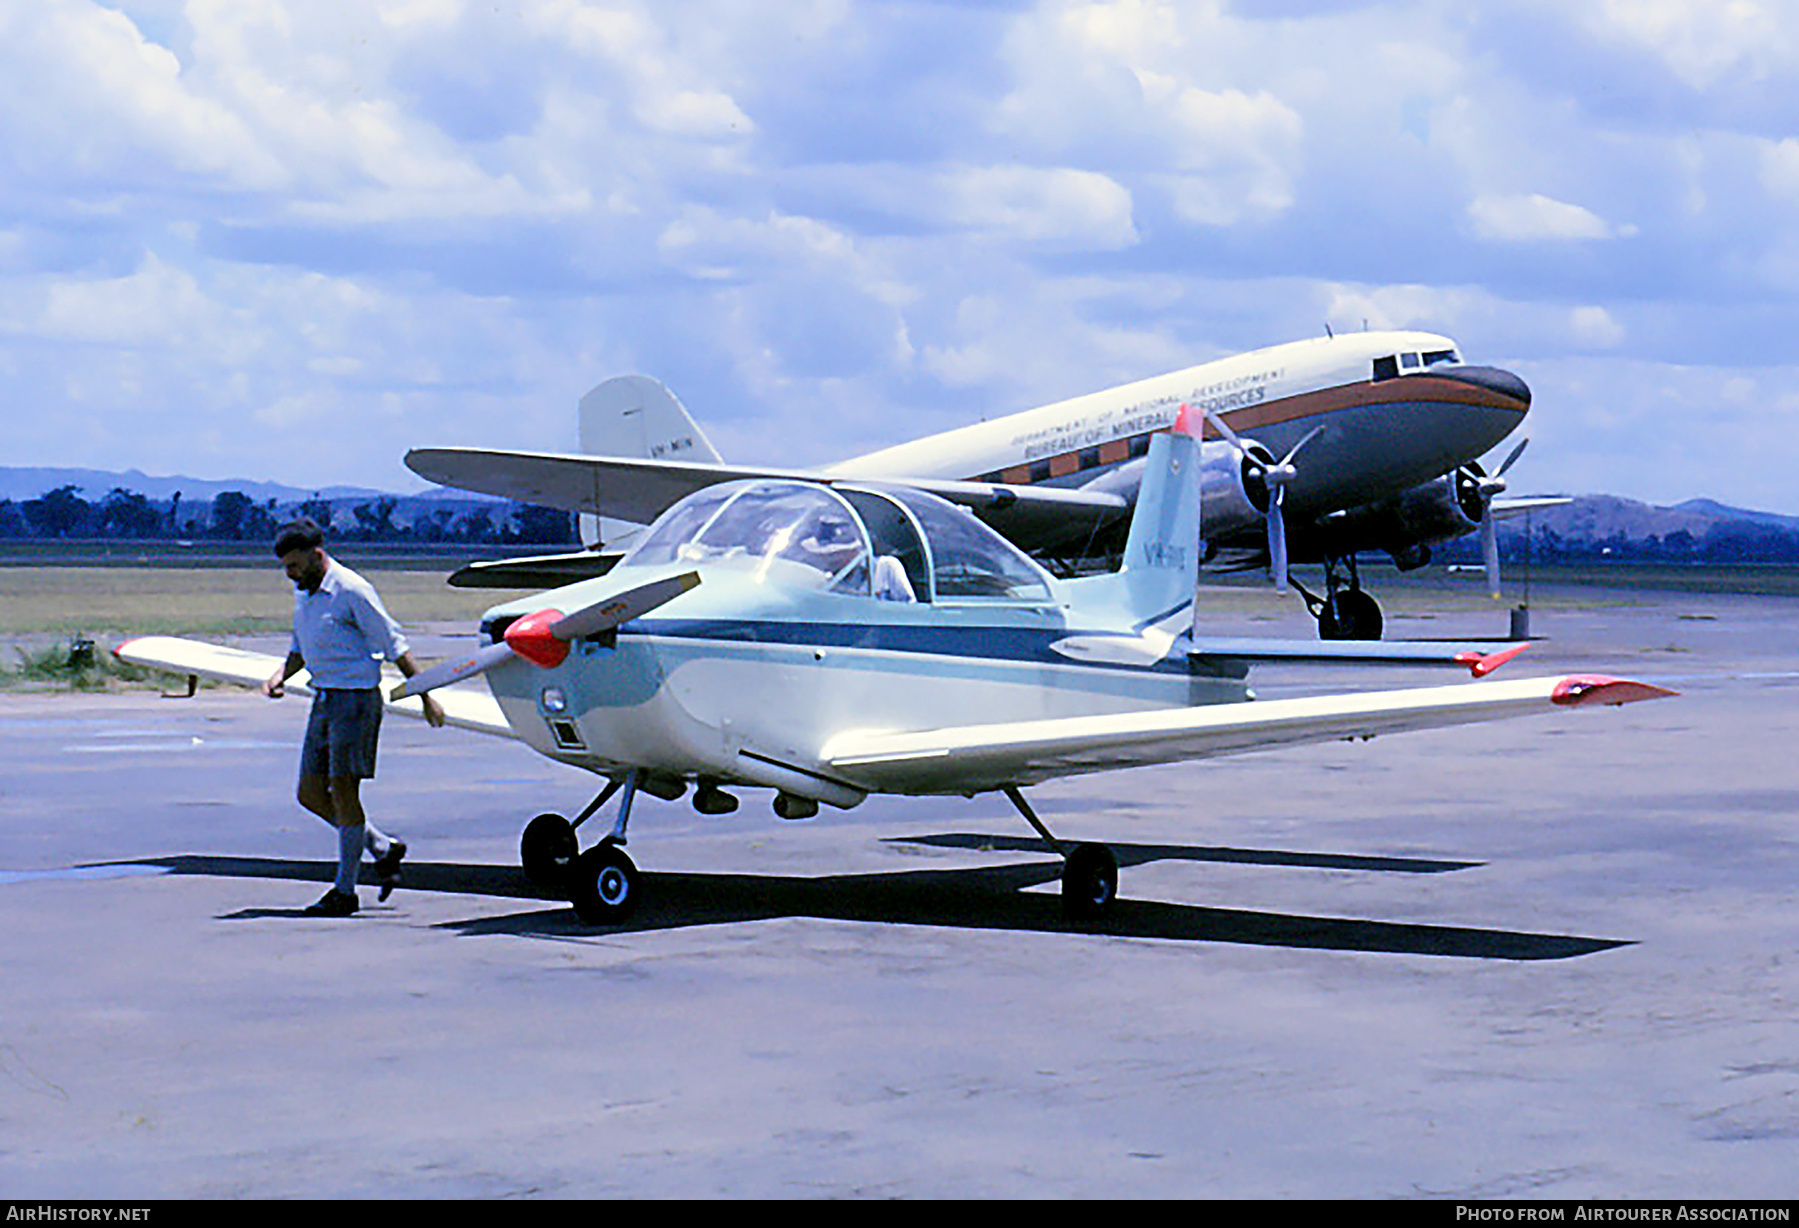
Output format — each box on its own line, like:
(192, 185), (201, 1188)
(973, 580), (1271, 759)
(1189, 637), (1529, 677)
(448, 549), (623, 589)
(823, 673), (1675, 795)
(113, 637), (514, 738)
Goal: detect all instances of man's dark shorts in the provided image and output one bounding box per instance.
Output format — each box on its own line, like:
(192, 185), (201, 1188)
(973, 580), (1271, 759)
(300, 688), (383, 780)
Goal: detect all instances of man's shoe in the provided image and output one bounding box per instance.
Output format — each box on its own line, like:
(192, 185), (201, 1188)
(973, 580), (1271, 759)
(304, 889), (359, 917)
(373, 839), (406, 902)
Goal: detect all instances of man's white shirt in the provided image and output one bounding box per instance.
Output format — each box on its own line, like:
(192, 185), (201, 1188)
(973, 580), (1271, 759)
(289, 559), (410, 689)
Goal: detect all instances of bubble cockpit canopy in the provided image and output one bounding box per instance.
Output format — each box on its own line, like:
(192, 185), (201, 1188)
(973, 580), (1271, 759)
(621, 480), (1054, 604)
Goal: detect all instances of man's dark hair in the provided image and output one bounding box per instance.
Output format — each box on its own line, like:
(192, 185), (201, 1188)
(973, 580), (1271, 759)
(273, 517), (325, 557)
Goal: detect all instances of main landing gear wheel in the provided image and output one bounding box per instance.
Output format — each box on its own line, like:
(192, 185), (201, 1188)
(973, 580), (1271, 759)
(1319, 588), (1383, 641)
(1061, 842), (1119, 920)
(569, 842), (641, 924)
(520, 812), (578, 887)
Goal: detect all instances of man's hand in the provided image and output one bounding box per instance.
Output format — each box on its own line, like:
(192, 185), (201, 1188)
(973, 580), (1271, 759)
(262, 668), (286, 699)
(394, 651), (447, 728)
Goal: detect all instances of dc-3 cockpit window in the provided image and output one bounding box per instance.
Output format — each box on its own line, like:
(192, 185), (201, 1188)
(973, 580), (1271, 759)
(623, 482), (871, 595)
(1374, 349), (1462, 381)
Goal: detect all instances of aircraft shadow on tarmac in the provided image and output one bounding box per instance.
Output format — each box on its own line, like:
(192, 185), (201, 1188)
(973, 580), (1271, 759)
(109, 834), (1629, 961)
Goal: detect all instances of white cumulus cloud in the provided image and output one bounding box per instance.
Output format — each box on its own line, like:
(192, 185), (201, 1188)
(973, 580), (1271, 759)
(1467, 193), (1629, 242)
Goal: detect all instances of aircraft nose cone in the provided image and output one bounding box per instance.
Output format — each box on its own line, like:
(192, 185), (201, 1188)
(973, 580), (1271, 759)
(1437, 365), (1531, 409)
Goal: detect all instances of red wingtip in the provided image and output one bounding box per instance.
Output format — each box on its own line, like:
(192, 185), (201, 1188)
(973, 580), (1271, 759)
(1173, 402), (1197, 438)
(1551, 675), (1680, 708)
(503, 608), (570, 669)
(1456, 641), (1529, 678)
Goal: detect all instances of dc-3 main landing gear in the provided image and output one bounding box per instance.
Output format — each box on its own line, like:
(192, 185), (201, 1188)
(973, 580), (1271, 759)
(1292, 554), (1384, 641)
(1005, 785), (1119, 920)
(520, 772), (644, 924)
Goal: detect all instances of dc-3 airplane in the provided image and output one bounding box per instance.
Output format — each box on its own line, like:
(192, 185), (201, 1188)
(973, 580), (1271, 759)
(118, 407), (1671, 926)
(412, 329), (1564, 641)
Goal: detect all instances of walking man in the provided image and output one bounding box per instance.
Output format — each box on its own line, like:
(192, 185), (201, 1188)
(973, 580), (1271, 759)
(261, 517), (444, 916)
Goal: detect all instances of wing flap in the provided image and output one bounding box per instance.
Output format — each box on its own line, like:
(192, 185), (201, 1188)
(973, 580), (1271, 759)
(113, 636), (515, 739)
(823, 674), (1674, 795)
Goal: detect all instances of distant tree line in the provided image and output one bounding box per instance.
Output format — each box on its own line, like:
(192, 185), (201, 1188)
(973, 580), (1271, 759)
(1437, 522), (1799, 565)
(0, 485), (575, 546)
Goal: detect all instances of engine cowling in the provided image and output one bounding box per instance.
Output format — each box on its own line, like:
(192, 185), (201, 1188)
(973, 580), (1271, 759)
(1079, 440), (1274, 546)
(1312, 462), (1490, 564)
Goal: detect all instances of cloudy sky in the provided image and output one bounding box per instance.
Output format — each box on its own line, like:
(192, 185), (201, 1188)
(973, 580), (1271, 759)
(3, 0), (1797, 509)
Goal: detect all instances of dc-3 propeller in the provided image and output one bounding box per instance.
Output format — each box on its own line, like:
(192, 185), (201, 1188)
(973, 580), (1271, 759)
(391, 571), (701, 701)
(1468, 436), (1529, 600)
(1196, 404), (1325, 591)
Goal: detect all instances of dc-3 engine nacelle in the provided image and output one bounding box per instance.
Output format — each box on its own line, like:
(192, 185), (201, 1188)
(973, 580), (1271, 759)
(1313, 461), (1492, 569)
(1081, 439), (1276, 543)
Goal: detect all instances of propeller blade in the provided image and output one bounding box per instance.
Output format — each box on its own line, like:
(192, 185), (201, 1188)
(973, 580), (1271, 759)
(1268, 488), (1289, 590)
(1200, 405), (1248, 452)
(1494, 436), (1528, 478)
(1279, 424), (1326, 467)
(390, 640), (516, 701)
(396, 570), (704, 699)
(549, 570), (700, 641)
(1480, 512), (1502, 600)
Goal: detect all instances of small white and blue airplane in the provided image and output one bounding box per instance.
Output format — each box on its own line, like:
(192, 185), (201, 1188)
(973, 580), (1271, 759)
(410, 329), (1564, 641)
(119, 408), (1669, 925)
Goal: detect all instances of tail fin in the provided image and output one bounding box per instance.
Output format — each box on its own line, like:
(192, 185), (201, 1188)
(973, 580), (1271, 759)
(576, 375), (723, 547)
(1067, 409), (1201, 623)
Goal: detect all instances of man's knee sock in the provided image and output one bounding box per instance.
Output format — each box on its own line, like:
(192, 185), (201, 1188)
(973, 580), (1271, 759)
(361, 821), (392, 859)
(336, 823), (365, 894)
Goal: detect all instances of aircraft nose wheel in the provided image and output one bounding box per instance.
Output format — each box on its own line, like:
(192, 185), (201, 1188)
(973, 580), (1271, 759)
(569, 843), (641, 924)
(1061, 842), (1119, 920)
(521, 812), (578, 887)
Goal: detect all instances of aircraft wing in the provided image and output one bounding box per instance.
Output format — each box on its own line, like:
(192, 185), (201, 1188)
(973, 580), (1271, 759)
(405, 447), (1128, 553)
(1491, 496), (1573, 518)
(113, 636), (515, 739)
(822, 673), (1673, 795)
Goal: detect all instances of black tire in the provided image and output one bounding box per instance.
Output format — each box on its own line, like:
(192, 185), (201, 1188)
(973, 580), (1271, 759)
(1318, 588), (1383, 641)
(1061, 842), (1119, 920)
(520, 813), (578, 888)
(569, 843), (641, 924)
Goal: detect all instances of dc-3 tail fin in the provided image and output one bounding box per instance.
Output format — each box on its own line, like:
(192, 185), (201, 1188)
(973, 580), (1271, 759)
(577, 375), (723, 547)
(1066, 408), (1201, 626)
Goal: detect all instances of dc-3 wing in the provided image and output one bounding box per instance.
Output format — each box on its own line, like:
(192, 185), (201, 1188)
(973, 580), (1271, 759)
(1491, 495), (1573, 517)
(405, 447), (1128, 554)
(112, 637), (514, 739)
(822, 673), (1674, 795)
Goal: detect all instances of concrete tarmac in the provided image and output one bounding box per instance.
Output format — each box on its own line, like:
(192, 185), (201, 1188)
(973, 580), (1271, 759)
(2, 585), (1796, 1198)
